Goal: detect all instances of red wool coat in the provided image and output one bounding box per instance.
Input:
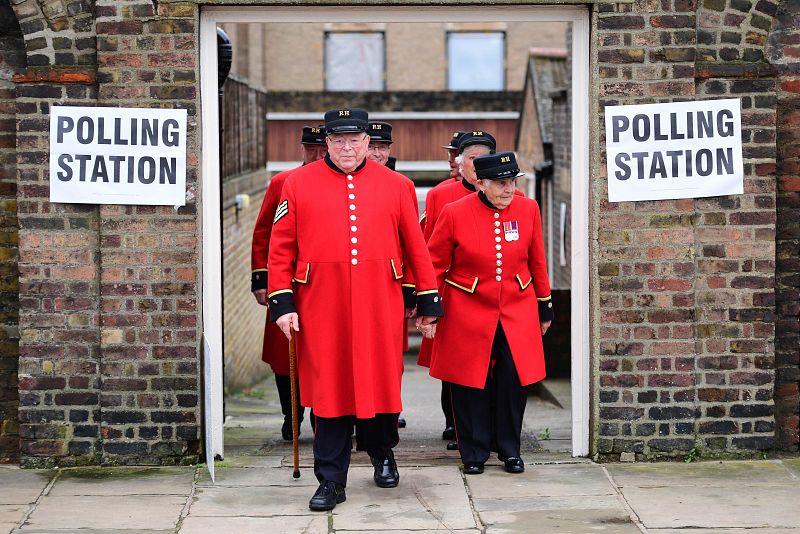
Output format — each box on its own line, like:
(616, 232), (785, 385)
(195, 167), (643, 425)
(419, 177), (455, 236)
(417, 181), (523, 367)
(427, 193), (551, 389)
(251, 168), (294, 375)
(268, 158), (440, 418)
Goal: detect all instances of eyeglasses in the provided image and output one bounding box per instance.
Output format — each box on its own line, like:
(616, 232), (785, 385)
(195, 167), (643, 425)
(368, 143), (391, 152)
(328, 135), (367, 149)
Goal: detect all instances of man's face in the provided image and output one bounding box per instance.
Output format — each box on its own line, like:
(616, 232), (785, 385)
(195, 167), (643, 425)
(461, 144), (491, 185)
(367, 141), (391, 166)
(301, 143), (327, 164)
(326, 132), (369, 172)
(448, 148), (460, 179)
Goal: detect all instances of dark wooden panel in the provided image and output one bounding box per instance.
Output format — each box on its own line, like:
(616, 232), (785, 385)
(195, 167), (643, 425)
(267, 118), (519, 162)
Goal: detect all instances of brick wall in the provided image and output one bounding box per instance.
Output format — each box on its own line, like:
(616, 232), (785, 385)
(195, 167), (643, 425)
(222, 171), (271, 391)
(0, 0), (25, 464)
(551, 90), (572, 290)
(11, 0), (202, 467)
(92, 0), (201, 466)
(771, 0), (800, 452)
(595, 0), (781, 459)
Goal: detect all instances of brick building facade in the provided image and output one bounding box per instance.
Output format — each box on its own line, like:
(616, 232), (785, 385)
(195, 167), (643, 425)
(0, 0), (797, 466)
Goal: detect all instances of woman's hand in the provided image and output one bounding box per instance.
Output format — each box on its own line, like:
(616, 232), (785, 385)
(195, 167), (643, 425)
(416, 316), (437, 339)
(541, 320), (552, 336)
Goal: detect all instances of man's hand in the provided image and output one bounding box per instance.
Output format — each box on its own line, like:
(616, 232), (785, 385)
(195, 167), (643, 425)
(541, 320), (552, 336)
(277, 312), (300, 340)
(404, 307), (417, 319)
(415, 315), (437, 339)
(253, 289), (268, 306)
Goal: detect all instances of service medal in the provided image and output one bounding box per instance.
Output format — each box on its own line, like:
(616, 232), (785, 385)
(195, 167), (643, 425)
(503, 220), (519, 242)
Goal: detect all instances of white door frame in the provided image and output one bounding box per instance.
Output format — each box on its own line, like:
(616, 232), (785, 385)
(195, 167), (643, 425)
(200, 5), (591, 459)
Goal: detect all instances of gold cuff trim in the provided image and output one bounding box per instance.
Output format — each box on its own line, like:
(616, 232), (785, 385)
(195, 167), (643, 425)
(516, 275), (532, 291)
(390, 259), (403, 280)
(419, 211), (427, 222)
(536, 294), (552, 301)
(252, 268), (268, 273)
(292, 263), (310, 284)
(445, 277), (478, 294)
(267, 289), (293, 298)
(416, 289), (439, 296)
(401, 283), (415, 288)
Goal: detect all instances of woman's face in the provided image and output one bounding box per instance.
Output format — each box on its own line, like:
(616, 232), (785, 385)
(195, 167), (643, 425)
(479, 178), (516, 210)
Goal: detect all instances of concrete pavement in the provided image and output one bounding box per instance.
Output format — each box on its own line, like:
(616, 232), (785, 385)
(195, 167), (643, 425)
(1, 352), (799, 533)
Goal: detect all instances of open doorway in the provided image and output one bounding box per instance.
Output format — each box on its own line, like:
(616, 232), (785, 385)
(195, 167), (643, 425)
(200, 5), (590, 462)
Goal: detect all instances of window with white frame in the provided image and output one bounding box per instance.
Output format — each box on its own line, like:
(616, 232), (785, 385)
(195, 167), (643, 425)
(325, 32), (385, 91)
(447, 32), (505, 91)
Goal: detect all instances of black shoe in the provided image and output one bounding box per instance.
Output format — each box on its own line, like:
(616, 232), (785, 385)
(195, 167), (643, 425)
(446, 440), (459, 451)
(309, 480), (346, 511)
(503, 457), (525, 473)
(281, 418), (292, 441)
(398, 417), (407, 428)
(371, 450), (400, 488)
(463, 462), (484, 475)
(281, 417), (302, 441)
(442, 426), (455, 440)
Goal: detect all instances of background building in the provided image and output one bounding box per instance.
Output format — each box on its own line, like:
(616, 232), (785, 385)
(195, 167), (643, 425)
(218, 20), (571, 395)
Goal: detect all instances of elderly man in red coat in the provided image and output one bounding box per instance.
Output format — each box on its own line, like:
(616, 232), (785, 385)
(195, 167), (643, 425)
(251, 125), (326, 441)
(268, 108), (443, 512)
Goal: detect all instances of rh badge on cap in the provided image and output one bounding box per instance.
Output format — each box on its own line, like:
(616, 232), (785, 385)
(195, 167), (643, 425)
(503, 221), (519, 242)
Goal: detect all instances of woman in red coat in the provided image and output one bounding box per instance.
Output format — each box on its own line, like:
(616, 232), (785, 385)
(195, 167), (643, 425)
(425, 151), (553, 475)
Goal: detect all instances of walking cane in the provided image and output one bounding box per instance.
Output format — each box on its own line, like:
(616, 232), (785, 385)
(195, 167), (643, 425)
(289, 325), (301, 479)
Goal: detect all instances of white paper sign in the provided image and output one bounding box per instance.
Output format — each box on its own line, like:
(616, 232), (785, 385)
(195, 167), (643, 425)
(605, 98), (744, 202)
(50, 106), (187, 206)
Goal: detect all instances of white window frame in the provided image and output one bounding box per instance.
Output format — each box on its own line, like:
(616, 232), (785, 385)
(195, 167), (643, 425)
(324, 31), (386, 91)
(447, 31), (506, 91)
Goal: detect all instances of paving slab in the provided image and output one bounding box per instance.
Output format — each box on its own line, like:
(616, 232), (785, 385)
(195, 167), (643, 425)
(49, 467), (194, 496)
(649, 530), (800, 534)
(188, 484), (316, 517)
(215, 455), (283, 469)
(21, 495), (185, 531)
(342, 531), (482, 533)
(179, 515), (328, 534)
(780, 458), (800, 478)
(196, 466), (317, 487)
(467, 463), (615, 499)
(0, 468), (52, 505)
(473, 494), (624, 513)
(480, 508), (641, 533)
(1, 505), (27, 534)
(607, 460), (795, 487)
(18, 530), (173, 534)
(620, 484), (800, 529)
(331, 466), (476, 531)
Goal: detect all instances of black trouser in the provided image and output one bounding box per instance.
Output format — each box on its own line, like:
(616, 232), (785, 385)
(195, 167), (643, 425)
(450, 322), (528, 465)
(275, 373), (305, 422)
(313, 413), (399, 486)
(441, 381), (454, 428)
